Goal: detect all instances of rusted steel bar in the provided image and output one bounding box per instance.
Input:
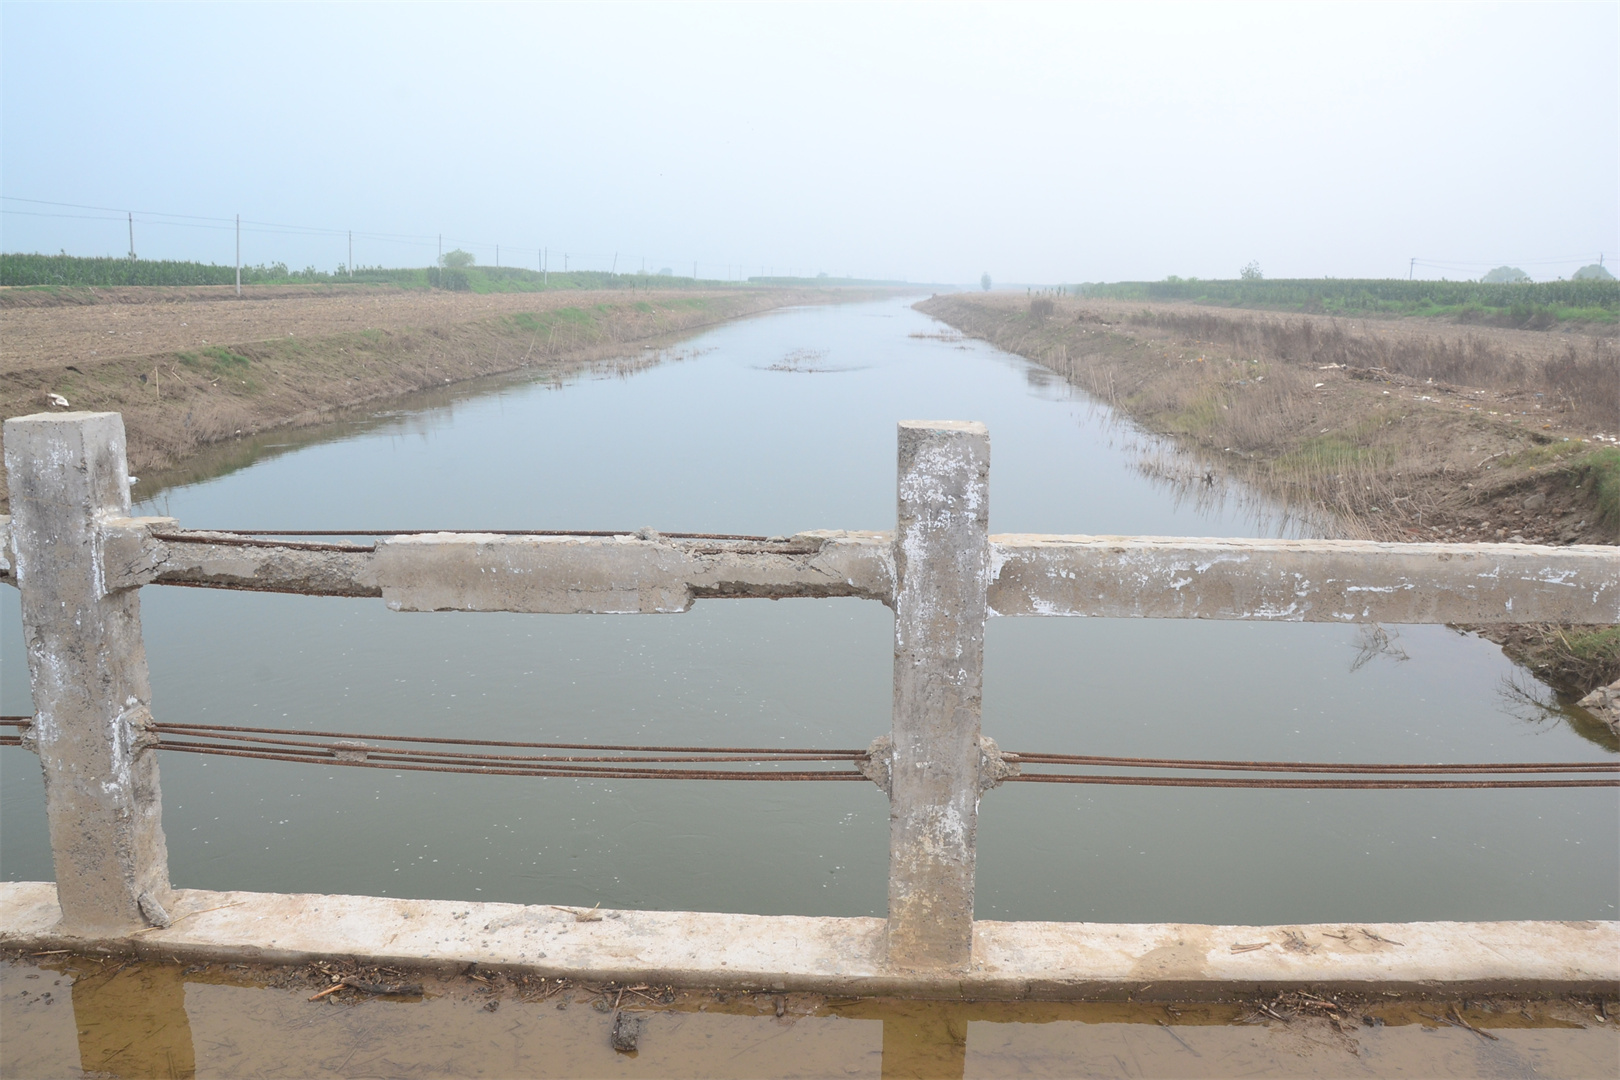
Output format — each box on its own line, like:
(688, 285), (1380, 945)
(149, 532), (377, 553)
(1010, 752), (1618, 774)
(1007, 774), (1619, 790)
(152, 729), (862, 764)
(155, 743), (871, 780)
(148, 721), (865, 756)
(11, 716), (1604, 778)
(181, 528), (777, 542)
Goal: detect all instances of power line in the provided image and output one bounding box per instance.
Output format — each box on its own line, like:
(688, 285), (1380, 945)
(1, 195), (233, 223)
(2, 195), (797, 281)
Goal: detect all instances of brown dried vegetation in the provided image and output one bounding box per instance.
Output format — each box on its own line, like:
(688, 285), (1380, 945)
(921, 293), (1619, 696)
(924, 294), (1617, 545)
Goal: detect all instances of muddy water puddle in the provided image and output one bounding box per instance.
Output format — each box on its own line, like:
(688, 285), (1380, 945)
(3, 955), (1615, 1079)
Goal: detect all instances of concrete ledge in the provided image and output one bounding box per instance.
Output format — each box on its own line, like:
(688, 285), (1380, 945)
(4, 882), (1614, 1000)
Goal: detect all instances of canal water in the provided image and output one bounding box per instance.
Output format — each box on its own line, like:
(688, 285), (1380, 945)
(2, 296), (1616, 925)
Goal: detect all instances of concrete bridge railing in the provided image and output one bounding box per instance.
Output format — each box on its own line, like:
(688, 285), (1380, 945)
(2, 411), (1616, 992)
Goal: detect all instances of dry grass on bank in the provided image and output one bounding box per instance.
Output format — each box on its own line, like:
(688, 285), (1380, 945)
(1121, 306), (1619, 433)
(919, 293), (1618, 545)
(918, 292), (1619, 696)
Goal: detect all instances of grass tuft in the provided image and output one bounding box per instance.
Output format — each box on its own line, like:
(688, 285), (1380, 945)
(1568, 447), (1620, 532)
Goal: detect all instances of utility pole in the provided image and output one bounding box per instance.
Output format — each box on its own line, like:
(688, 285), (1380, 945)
(693, 261), (697, 280)
(1409, 257), (1416, 280)
(235, 215), (241, 297)
(564, 253), (569, 271)
(611, 252), (617, 275)
(496, 244), (500, 268)
(127, 212), (135, 259)
(348, 231), (353, 276)
(438, 234), (442, 267)
(543, 247), (548, 286)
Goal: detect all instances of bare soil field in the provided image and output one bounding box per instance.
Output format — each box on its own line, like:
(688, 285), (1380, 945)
(0, 284), (722, 374)
(0, 284), (873, 508)
(918, 293), (1619, 694)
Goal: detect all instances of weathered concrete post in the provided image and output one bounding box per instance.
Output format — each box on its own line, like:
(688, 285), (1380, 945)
(886, 420), (990, 970)
(3, 412), (173, 933)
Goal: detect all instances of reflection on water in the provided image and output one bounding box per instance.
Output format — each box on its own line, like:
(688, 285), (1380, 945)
(128, 341), (709, 514)
(2, 297), (1615, 926)
(3, 958), (1615, 1080)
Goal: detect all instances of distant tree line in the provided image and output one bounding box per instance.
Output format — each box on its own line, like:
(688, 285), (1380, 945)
(0, 252), (732, 294)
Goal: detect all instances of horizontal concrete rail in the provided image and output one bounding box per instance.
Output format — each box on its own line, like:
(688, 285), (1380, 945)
(2, 882), (1614, 999)
(6, 518), (1613, 625)
(6, 518), (1613, 621)
(989, 534), (1620, 624)
(74, 527), (896, 608)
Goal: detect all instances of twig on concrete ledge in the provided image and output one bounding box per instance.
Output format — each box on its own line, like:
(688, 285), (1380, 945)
(130, 901), (244, 935)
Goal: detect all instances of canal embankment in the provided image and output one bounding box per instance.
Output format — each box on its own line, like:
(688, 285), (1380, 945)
(0, 284), (893, 510)
(916, 292), (1620, 699)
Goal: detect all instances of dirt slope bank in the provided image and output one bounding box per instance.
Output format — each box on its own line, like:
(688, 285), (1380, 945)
(917, 292), (1618, 695)
(0, 286), (880, 508)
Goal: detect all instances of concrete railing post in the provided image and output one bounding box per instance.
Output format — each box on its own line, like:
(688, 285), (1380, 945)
(886, 420), (991, 970)
(3, 412), (173, 933)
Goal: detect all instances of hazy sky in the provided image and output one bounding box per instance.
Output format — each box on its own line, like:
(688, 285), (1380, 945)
(2, 2), (1615, 284)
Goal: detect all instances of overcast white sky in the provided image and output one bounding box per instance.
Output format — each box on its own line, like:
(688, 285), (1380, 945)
(2, 2), (1615, 284)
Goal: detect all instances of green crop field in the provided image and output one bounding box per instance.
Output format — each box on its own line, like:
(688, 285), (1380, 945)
(1078, 277), (1618, 326)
